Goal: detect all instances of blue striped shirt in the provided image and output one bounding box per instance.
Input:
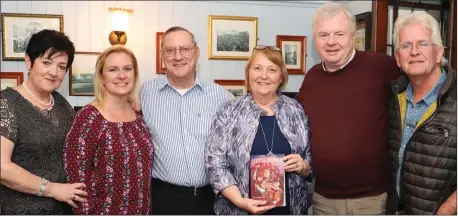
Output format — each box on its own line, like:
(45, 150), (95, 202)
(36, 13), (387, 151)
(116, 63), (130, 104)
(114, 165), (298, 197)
(140, 74), (231, 187)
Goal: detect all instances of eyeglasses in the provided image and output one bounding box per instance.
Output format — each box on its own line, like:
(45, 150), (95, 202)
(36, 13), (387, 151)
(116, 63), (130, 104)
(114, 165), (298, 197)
(162, 45), (196, 57)
(253, 45), (282, 56)
(398, 41), (437, 53)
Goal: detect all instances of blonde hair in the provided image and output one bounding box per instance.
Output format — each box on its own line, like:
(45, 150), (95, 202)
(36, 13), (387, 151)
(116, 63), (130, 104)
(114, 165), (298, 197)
(312, 2), (356, 34)
(245, 48), (288, 92)
(93, 45), (140, 108)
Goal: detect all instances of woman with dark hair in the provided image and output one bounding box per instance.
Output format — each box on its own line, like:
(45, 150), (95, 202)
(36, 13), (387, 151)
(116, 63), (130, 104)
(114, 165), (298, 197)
(0, 29), (87, 214)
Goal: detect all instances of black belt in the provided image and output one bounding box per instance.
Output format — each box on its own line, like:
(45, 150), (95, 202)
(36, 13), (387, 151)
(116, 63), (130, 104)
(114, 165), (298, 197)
(151, 178), (213, 196)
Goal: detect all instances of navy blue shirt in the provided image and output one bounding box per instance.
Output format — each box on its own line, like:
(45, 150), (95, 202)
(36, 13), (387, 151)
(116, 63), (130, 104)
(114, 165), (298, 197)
(250, 116), (291, 215)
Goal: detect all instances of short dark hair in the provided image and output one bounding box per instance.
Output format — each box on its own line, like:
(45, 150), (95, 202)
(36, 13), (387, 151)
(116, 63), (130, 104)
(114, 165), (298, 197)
(26, 29), (75, 71)
(161, 26), (197, 48)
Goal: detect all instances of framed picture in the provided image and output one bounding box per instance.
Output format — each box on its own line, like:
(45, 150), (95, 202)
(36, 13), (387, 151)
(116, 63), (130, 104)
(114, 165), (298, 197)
(355, 12), (372, 51)
(1, 13), (64, 61)
(214, 79), (246, 98)
(276, 35), (306, 75)
(208, 15), (258, 60)
(1, 72), (24, 90)
(156, 32), (166, 74)
(69, 52), (101, 96)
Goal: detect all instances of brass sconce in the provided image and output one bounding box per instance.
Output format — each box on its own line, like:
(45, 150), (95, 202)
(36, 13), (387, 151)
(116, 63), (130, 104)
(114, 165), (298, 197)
(108, 7), (133, 45)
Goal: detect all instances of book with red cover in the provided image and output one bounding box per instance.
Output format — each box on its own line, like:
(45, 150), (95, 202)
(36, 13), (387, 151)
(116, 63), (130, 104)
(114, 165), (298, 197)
(249, 154), (286, 207)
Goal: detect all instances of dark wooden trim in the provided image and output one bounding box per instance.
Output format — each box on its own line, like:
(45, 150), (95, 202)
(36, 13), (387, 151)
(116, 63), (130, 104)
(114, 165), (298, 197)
(214, 79), (245, 86)
(371, 0), (389, 53)
(397, 1), (442, 10)
(355, 12), (372, 51)
(156, 32), (166, 74)
(0, 72), (24, 86)
(449, 0), (457, 70)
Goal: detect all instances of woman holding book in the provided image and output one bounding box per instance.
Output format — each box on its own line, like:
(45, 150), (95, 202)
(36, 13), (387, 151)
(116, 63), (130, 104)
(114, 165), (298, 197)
(205, 46), (312, 215)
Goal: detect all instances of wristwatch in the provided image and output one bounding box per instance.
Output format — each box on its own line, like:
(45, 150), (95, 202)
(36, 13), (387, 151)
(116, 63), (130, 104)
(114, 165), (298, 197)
(37, 178), (49, 196)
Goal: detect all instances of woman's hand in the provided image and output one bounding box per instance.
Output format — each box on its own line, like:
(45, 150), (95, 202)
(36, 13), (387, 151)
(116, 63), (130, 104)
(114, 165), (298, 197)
(46, 182), (88, 208)
(235, 197), (276, 215)
(283, 154), (310, 176)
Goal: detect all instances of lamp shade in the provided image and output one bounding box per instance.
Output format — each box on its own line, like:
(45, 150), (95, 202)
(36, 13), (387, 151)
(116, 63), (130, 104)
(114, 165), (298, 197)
(110, 8), (131, 32)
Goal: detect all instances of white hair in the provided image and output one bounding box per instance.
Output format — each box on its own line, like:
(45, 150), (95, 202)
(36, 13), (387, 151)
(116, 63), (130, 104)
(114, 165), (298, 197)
(393, 11), (446, 65)
(312, 2), (356, 34)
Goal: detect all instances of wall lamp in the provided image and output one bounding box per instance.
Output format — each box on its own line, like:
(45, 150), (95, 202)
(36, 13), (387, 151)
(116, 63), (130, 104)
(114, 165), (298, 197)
(108, 7), (133, 46)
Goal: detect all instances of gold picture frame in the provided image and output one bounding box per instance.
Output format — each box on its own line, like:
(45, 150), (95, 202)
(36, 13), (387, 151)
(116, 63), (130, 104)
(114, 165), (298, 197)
(156, 32), (167, 74)
(1, 13), (64, 61)
(208, 15), (258, 60)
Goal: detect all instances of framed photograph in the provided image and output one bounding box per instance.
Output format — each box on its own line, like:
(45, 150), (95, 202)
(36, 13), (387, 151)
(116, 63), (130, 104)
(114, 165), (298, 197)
(69, 52), (101, 96)
(214, 79), (246, 98)
(1, 72), (24, 91)
(156, 32), (166, 74)
(276, 35), (306, 75)
(1, 13), (64, 61)
(355, 12), (372, 51)
(208, 15), (258, 60)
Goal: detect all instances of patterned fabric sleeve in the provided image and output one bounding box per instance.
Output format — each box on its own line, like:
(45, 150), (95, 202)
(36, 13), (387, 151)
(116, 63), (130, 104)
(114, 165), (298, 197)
(0, 98), (18, 144)
(63, 107), (101, 215)
(205, 101), (238, 195)
(291, 98), (313, 182)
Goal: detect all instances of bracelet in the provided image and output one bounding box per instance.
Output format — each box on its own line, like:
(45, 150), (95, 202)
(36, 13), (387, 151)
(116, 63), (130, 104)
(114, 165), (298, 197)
(37, 178), (49, 196)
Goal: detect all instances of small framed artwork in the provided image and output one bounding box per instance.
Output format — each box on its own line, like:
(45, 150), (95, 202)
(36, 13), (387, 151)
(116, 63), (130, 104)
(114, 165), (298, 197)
(214, 79), (246, 98)
(156, 32), (166, 74)
(208, 15), (258, 60)
(69, 51), (101, 96)
(276, 35), (306, 75)
(1, 13), (64, 61)
(1, 72), (24, 91)
(355, 12), (372, 51)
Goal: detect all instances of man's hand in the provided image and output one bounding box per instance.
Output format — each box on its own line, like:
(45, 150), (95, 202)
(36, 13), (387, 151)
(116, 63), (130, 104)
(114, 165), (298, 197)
(437, 191), (456, 215)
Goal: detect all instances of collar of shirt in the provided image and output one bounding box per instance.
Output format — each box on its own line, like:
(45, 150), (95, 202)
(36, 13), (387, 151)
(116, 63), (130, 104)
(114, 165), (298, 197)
(157, 72), (204, 92)
(405, 68), (447, 106)
(321, 48), (356, 72)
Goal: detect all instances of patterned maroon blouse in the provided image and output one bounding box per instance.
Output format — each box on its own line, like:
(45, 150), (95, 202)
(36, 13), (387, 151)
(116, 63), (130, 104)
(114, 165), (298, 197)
(64, 105), (153, 215)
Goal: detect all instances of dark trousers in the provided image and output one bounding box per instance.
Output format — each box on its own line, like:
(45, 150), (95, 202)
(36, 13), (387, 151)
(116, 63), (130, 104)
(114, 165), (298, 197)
(151, 178), (215, 215)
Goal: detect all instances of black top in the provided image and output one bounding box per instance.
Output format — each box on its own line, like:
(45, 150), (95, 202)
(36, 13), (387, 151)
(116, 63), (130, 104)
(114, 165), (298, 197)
(250, 116), (291, 215)
(0, 88), (74, 214)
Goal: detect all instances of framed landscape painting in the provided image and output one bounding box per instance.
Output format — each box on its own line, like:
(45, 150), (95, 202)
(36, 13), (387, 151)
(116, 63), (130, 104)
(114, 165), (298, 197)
(1, 13), (63, 61)
(156, 32), (167, 74)
(276, 35), (306, 75)
(214, 79), (246, 98)
(69, 52), (101, 96)
(208, 15), (258, 60)
(0, 72), (24, 90)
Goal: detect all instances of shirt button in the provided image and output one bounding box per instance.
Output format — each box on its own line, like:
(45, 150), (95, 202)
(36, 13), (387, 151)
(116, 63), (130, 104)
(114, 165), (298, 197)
(407, 126), (410, 129)
(415, 109), (418, 112)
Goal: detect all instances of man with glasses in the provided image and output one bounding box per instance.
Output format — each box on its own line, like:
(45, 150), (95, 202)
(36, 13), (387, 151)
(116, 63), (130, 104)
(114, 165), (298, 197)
(140, 26), (230, 214)
(386, 11), (456, 215)
(296, 2), (401, 214)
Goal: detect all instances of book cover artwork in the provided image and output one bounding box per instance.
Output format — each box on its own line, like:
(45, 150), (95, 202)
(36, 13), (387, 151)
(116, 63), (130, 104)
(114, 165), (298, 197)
(250, 154), (286, 207)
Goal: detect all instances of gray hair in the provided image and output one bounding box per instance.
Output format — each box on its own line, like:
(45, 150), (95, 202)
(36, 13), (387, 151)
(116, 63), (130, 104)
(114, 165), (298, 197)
(393, 11), (446, 65)
(312, 2), (356, 34)
(160, 26), (198, 48)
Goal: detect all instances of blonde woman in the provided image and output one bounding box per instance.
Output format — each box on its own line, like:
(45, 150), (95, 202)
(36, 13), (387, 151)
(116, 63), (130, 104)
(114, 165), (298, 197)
(64, 45), (154, 215)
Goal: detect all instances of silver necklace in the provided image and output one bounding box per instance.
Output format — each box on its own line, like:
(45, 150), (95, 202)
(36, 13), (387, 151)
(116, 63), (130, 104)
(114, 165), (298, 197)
(22, 83), (54, 110)
(259, 117), (276, 155)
